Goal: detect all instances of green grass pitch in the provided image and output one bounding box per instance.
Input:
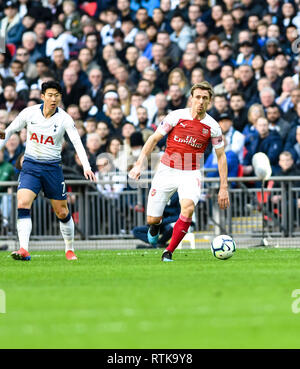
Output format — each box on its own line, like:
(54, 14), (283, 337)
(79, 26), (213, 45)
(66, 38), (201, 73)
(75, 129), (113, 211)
(1, 248), (300, 349)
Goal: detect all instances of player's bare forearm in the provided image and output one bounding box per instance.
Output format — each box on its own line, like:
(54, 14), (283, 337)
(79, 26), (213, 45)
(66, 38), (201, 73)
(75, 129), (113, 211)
(129, 131), (164, 180)
(136, 134), (158, 165)
(216, 148), (228, 189)
(215, 147), (230, 209)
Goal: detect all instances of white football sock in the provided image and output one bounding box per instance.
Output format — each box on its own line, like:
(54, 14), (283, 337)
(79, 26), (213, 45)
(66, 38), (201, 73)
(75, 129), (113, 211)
(59, 217), (75, 253)
(17, 217), (32, 252)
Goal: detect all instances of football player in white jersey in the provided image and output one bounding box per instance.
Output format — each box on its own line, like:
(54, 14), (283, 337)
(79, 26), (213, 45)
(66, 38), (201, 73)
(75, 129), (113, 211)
(0, 81), (96, 261)
(129, 82), (230, 262)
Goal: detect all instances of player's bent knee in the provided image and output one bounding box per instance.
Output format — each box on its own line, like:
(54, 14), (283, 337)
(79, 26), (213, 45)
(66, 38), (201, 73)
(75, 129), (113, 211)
(57, 210), (70, 220)
(147, 216), (162, 225)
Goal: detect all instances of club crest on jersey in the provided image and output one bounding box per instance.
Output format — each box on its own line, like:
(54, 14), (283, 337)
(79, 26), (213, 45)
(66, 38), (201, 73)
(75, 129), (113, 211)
(151, 189), (156, 197)
(30, 133), (54, 145)
(202, 128), (209, 135)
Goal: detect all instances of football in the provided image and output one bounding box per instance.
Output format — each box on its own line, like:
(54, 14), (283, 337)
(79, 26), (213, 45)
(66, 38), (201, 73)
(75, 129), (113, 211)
(211, 235), (236, 260)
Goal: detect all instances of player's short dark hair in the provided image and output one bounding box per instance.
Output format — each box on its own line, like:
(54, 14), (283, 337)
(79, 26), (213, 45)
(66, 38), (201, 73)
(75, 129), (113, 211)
(41, 81), (62, 95)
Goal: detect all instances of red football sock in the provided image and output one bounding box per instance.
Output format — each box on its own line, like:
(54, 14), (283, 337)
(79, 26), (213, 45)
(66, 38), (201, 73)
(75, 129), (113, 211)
(166, 214), (192, 253)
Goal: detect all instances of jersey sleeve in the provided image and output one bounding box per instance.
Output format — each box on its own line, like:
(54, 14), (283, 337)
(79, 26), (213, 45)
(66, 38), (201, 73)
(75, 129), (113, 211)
(211, 122), (224, 150)
(156, 110), (179, 136)
(64, 115), (92, 172)
(0, 108), (28, 150)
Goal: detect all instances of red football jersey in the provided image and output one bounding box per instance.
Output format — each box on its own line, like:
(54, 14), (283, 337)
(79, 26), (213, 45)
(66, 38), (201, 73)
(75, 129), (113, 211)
(157, 108), (223, 170)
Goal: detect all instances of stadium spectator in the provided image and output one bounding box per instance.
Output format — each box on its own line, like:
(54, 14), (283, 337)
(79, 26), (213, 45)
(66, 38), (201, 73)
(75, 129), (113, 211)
(9, 60), (29, 101)
(266, 104), (292, 145)
(0, 82), (26, 112)
(22, 31), (43, 63)
(218, 12), (239, 49)
(275, 76), (297, 113)
(218, 40), (236, 68)
(6, 12), (35, 47)
(102, 90), (120, 118)
(237, 64), (258, 107)
(218, 112), (245, 163)
(77, 47), (99, 75)
(59, 0), (81, 38)
(204, 54), (222, 87)
(208, 94), (229, 121)
(284, 88), (300, 123)
(136, 79), (157, 125)
(4, 132), (24, 170)
(51, 48), (68, 82)
(243, 116), (283, 175)
(96, 121), (111, 153)
(167, 84), (187, 111)
(95, 154), (126, 199)
(109, 105), (125, 137)
(286, 127), (300, 167)
(62, 67), (86, 108)
(15, 46), (38, 80)
(259, 87), (276, 110)
(134, 31), (152, 60)
(106, 136), (124, 171)
(181, 52), (200, 81)
(214, 65), (234, 95)
(156, 30), (182, 66)
(170, 12), (193, 52)
(46, 21), (78, 61)
(79, 95), (105, 122)
(0, 0), (20, 39)
(243, 103), (265, 136)
(168, 68), (189, 96)
(229, 92), (248, 133)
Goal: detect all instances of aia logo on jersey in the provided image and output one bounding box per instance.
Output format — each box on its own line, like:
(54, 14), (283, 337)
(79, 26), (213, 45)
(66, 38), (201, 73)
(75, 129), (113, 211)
(202, 128), (209, 136)
(30, 133), (54, 145)
(151, 189), (156, 197)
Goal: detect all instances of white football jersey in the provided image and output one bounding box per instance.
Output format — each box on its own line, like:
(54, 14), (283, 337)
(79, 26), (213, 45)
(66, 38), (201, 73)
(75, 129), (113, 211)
(0, 104), (91, 171)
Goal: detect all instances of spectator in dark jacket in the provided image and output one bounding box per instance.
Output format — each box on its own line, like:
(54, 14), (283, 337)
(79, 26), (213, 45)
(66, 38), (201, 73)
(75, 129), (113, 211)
(243, 116), (283, 175)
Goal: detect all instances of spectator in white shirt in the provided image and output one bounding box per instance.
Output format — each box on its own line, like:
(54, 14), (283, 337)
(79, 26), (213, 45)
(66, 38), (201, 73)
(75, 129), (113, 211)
(218, 112), (245, 163)
(46, 21), (78, 61)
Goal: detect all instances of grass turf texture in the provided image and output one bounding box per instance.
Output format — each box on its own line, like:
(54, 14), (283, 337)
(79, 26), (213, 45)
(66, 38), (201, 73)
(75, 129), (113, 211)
(1, 248), (300, 349)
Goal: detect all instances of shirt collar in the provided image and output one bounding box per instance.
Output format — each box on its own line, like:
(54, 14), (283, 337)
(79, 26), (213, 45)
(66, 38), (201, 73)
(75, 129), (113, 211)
(40, 103), (58, 117)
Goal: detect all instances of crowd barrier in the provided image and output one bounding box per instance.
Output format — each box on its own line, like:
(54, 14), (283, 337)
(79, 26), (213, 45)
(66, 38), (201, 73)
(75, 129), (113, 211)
(0, 175), (300, 240)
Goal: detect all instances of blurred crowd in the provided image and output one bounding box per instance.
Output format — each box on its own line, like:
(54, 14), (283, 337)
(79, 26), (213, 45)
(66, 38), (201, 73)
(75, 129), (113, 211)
(1, 0), (300, 187)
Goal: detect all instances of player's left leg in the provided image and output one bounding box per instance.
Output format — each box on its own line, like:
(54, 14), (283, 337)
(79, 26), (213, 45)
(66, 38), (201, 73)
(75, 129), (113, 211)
(164, 199), (194, 256)
(162, 170), (201, 261)
(42, 163), (77, 260)
(50, 199), (77, 260)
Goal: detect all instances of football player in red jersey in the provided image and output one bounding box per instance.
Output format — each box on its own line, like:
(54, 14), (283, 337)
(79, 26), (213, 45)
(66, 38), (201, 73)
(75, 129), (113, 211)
(129, 82), (229, 261)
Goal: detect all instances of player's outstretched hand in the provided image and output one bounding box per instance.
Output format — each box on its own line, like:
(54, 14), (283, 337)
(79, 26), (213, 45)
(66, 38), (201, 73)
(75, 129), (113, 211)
(129, 164), (141, 181)
(84, 170), (97, 182)
(0, 129), (5, 140)
(218, 188), (230, 210)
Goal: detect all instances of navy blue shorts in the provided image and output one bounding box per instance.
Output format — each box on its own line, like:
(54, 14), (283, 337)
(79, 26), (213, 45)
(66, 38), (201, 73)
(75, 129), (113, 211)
(18, 158), (67, 200)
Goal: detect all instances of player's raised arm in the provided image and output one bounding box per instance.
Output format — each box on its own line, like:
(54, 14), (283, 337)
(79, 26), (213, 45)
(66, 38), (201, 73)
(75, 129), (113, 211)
(215, 145), (230, 210)
(129, 130), (164, 180)
(64, 117), (96, 182)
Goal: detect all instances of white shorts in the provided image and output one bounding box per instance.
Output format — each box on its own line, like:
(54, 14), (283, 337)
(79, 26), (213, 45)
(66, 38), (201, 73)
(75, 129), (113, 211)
(147, 163), (202, 217)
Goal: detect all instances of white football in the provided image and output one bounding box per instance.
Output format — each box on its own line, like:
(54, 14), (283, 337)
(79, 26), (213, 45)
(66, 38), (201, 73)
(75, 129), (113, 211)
(211, 235), (236, 260)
